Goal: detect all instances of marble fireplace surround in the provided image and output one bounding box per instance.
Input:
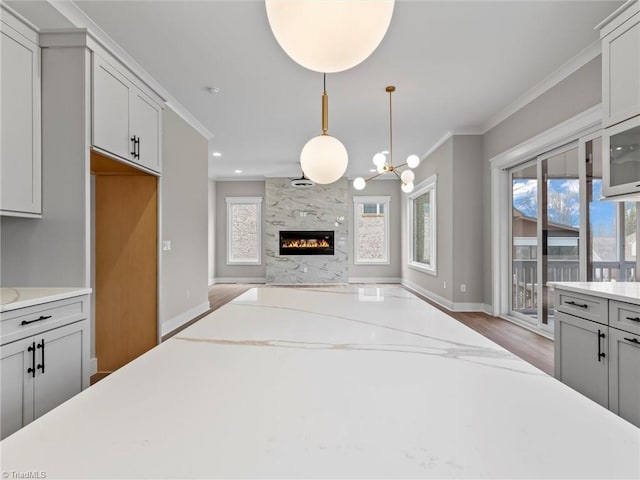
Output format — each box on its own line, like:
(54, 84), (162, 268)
(265, 178), (348, 284)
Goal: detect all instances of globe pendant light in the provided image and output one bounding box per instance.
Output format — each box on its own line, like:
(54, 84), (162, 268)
(353, 86), (420, 193)
(300, 74), (348, 185)
(265, 0), (395, 73)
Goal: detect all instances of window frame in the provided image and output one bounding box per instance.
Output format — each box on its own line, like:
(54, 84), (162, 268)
(225, 196), (262, 265)
(407, 174), (437, 275)
(352, 195), (391, 265)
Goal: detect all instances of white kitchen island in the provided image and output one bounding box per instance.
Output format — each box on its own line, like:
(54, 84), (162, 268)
(1, 286), (638, 479)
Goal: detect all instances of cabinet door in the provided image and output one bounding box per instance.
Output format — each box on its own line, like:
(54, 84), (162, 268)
(602, 116), (640, 198)
(0, 23), (41, 216)
(608, 329), (640, 427)
(1, 337), (35, 440)
(131, 89), (162, 173)
(33, 321), (87, 420)
(93, 56), (132, 161)
(555, 312), (609, 407)
(602, 13), (640, 127)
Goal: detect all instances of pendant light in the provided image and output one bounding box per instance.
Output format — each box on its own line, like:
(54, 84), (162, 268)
(300, 74), (348, 185)
(265, 0), (395, 73)
(353, 86), (420, 193)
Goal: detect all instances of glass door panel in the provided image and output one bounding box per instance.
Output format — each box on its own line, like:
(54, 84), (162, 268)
(511, 162), (538, 322)
(541, 147), (580, 329)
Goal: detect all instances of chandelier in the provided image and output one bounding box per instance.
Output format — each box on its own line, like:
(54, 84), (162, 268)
(353, 86), (420, 193)
(300, 74), (348, 185)
(265, 0), (395, 73)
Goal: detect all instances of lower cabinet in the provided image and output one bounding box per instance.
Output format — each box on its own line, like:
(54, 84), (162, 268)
(555, 312), (608, 408)
(608, 329), (640, 427)
(555, 290), (640, 428)
(1, 300), (89, 440)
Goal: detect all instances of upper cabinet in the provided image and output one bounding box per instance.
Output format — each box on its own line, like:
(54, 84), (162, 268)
(600, 0), (640, 199)
(92, 53), (163, 174)
(0, 7), (41, 217)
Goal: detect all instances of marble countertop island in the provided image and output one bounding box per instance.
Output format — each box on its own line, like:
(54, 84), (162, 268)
(1, 286), (638, 478)
(0, 287), (92, 312)
(548, 281), (640, 305)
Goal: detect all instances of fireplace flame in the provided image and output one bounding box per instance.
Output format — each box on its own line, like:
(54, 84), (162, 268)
(281, 239), (330, 249)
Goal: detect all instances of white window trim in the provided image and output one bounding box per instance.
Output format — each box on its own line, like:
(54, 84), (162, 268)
(225, 196), (262, 265)
(407, 174), (437, 275)
(352, 195), (391, 265)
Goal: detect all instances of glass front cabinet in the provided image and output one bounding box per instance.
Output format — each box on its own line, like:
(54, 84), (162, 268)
(603, 115), (640, 199)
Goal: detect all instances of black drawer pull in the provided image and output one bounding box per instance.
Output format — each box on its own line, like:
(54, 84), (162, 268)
(566, 300), (588, 309)
(624, 337), (640, 344)
(597, 330), (606, 361)
(27, 342), (36, 378)
(626, 316), (640, 322)
(21, 315), (52, 326)
(36, 339), (45, 374)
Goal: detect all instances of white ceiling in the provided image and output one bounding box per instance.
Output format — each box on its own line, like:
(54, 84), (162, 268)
(9, 1), (622, 180)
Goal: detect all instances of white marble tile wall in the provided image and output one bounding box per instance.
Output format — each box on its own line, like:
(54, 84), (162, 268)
(265, 178), (348, 284)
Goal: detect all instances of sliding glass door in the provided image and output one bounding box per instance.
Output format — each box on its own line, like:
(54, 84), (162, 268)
(510, 136), (638, 334)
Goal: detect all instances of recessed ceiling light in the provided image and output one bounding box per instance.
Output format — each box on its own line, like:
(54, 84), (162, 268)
(212, 152), (222, 157)
(381, 150), (389, 155)
(206, 86), (220, 94)
(234, 169), (242, 174)
(615, 147), (623, 151)
(369, 169), (376, 172)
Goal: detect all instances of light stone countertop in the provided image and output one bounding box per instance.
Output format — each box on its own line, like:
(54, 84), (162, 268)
(548, 282), (640, 305)
(1, 286), (638, 479)
(0, 287), (92, 313)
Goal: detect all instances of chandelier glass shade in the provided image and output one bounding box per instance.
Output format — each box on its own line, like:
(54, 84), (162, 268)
(300, 74), (348, 185)
(353, 86), (420, 193)
(265, 0), (395, 73)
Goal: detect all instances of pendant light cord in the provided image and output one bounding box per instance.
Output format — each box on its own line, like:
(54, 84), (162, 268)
(321, 73), (328, 135)
(389, 88), (393, 166)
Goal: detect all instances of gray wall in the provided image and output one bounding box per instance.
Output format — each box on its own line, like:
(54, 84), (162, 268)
(161, 107), (209, 325)
(1, 47), (90, 287)
(208, 178), (216, 285)
(348, 179), (402, 281)
(214, 180), (267, 280)
(481, 56), (602, 307)
(402, 137), (454, 303)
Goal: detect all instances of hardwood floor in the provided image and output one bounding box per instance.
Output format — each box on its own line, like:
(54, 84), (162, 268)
(93, 282), (553, 384)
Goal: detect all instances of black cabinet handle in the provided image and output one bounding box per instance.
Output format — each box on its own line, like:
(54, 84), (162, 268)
(626, 316), (640, 322)
(597, 330), (606, 361)
(137, 137), (141, 159)
(20, 315), (52, 326)
(131, 135), (140, 158)
(27, 342), (36, 378)
(36, 339), (45, 374)
(624, 337), (640, 345)
(566, 300), (588, 309)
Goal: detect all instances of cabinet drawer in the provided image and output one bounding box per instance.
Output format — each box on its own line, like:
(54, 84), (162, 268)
(0, 296), (88, 345)
(610, 300), (640, 335)
(556, 291), (608, 324)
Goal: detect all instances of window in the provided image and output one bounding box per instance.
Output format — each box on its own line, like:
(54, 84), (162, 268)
(353, 196), (390, 264)
(226, 197), (262, 265)
(408, 175), (437, 274)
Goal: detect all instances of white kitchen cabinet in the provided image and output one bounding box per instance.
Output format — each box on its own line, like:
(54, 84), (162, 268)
(608, 329), (640, 427)
(602, 115), (640, 199)
(0, 7), (41, 217)
(0, 295), (90, 440)
(92, 53), (163, 174)
(555, 311), (609, 408)
(601, 2), (639, 128)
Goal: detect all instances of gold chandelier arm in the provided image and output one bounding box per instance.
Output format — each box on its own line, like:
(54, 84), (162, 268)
(363, 171), (387, 182)
(391, 169), (402, 180)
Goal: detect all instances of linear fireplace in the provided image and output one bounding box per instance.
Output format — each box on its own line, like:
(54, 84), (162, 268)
(279, 230), (334, 255)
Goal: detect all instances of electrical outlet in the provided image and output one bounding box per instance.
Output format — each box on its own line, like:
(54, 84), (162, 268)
(186, 289), (190, 299)
(443, 281), (447, 289)
(460, 284), (466, 293)
(163, 240), (172, 252)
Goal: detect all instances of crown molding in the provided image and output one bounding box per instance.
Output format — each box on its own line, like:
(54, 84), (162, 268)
(421, 131), (453, 160)
(482, 39), (601, 134)
(47, 0), (213, 141)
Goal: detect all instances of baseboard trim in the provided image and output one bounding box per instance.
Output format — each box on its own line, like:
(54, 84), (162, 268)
(482, 303), (495, 316)
(161, 301), (210, 337)
(208, 276), (215, 286)
(348, 277), (402, 284)
(213, 277), (266, 284)
(452, 302), (486, 312)
(89, 357), (97, 376)
(401, 280), (454, 311)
